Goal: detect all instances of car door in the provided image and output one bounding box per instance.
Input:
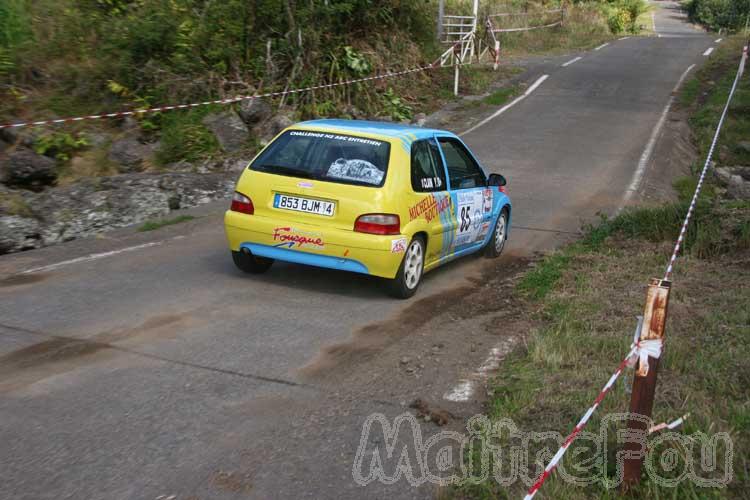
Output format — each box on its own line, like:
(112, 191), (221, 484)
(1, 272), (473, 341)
(408, 138), (452, 265)
(436, 136), (494, 253)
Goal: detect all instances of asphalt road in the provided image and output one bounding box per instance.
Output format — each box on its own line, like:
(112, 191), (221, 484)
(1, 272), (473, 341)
(0, 3), (715, 499)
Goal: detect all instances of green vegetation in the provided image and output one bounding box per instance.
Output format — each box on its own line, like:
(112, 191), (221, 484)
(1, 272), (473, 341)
(0, 192), (34, 218)
(0, 0), (436, 123)
(483, 85), (521, 106)
(155, 107), (221, 165)
(33, 132), (90, 162)
(138, 215), (195, 232)
(685, 0), (750, 32)
(679, 37), (750, 168)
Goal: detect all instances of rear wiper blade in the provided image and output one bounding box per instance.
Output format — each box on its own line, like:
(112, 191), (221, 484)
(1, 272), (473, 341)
(257, 165), (316, 179)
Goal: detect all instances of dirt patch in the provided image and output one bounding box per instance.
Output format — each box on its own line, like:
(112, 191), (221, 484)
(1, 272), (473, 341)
(299, 253), (533, 379)
(0, 311), (199, 392)
(94, 313), (191, 344)
(410, 398), (455, 426)
(0, 336), (106, 371)
(0, 272), (48, 288)
(637, 108), (697, 205)
(211, 470), (254, 494)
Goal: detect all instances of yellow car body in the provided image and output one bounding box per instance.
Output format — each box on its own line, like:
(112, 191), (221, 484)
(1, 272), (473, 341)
(224, 119), (511, 295)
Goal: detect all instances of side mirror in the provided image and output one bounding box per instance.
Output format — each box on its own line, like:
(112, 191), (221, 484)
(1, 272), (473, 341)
(488, 173), (507, 187)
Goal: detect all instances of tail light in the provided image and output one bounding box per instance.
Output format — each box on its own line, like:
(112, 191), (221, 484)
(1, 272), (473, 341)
(354, 214), (400, 235)
(230, 192), (254, 215)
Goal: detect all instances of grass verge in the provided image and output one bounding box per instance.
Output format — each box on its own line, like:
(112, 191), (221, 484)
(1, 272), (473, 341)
(138, 215), (195, 232)
(456, 196), (749, 499)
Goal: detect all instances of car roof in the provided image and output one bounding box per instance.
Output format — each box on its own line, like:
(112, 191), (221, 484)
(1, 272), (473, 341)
(293, 119), (457, 150)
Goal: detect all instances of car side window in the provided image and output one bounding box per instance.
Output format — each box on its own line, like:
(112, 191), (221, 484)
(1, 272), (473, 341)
(437, 137), (486, 189)
(411, 139), (446, 192)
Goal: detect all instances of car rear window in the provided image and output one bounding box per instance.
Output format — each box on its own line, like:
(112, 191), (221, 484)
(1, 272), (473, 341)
(249, 130), (391, 187)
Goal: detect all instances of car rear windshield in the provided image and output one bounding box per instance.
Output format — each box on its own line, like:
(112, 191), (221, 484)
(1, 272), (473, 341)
(249, 130), (391, 187)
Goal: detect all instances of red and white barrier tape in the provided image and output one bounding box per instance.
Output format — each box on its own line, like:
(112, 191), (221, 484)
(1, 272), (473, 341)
(523, 334), (663, 500)
(0, 58), (456, 131)
(664, 45), (748, 281)
(649, 413), (689, 434)
(490, 21), (562, 34)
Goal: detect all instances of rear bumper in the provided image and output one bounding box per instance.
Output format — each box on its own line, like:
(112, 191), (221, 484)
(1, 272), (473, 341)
(224, 210), (404, 279)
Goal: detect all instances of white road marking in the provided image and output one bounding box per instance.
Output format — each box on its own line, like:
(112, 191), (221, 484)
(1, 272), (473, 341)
(459, 74), (549, 136)
(620, 64), (696, 209)
(562, 56), (582, 67)
(443, 340), (516, 402)
(20, 241), (167, 275)
(444, 380), (474, 402)
(715, 38), (723, 43)
(594, 43), (609, 51)
(619, 36), (630, 41)
(525, 74), (549, 94)
(703, 47), (714, 56)
(652, 11), (657, 33)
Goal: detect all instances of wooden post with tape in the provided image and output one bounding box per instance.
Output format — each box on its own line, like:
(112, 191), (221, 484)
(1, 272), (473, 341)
(622, 277), (672, 487)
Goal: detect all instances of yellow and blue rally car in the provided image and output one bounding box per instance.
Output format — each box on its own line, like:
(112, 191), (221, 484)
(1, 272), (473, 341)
(224, 119), (511, 298)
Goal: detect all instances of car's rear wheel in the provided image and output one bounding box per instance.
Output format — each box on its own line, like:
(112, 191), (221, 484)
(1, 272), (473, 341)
(387, 236), (425, 299)
(484, 209), (508, 258)
(232, 250), (274, 274)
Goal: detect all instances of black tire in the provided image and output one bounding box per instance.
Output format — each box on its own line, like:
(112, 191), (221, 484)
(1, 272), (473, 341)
(386, 236), (425, 299)
(484, 209), (508, 258)
(231, 250), (274, 274)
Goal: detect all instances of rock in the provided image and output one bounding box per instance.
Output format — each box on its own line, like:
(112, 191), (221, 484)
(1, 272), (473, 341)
(238, 98), (272, 125)
(412, 113), (427, 127)
(267, 114), (294, 136)
(715, 166), (750, 199)
(43, 173), (233, 248)
(199, 157), (251, 174)
(400, 356), (411, 365)
(108, 138), (153, 173)
(164, 160), (196, 173)
(714, 167), (733, 185)
(342, 105), (365, 119)
(0, 215), (42, 254)
(0, 148), (57, 190)
(203, 112), (249, 152)
(120, 116), (140, 133)
(0, 127), (40, 147)
(728, 174), (750, 200)
(81, 132), (111, 149)
(255, 114), (294, 144)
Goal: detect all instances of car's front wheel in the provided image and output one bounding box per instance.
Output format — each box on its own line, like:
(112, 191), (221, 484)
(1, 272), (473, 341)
(232, 250), (274, 274)
(387, 236), (425, 299)
(484, 209), (508, 258)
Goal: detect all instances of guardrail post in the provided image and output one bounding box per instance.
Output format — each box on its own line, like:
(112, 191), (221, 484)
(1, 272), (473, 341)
(437, 0), (445, 42)
(453, 44), (460, 96)
(622, 278), (672, 488)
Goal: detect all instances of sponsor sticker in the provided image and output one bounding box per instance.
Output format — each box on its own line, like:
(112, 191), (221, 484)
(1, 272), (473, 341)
(483, 188), (493, 213)
(272, 227), (325, 249)
(391, 237), (408, 254)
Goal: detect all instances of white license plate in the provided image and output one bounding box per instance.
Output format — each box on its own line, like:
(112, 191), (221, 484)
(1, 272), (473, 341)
(274, 194), (335, 216)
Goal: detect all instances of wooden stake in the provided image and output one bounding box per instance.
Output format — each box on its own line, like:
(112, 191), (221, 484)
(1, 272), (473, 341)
(622, 278), (671, 487)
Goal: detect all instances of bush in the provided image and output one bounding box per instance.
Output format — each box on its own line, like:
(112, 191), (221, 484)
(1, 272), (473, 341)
(686, 0), (750, 32)
(33, 132), (90, 162)
(155, 108), (220, 165)
(607, 7), (631, 34)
